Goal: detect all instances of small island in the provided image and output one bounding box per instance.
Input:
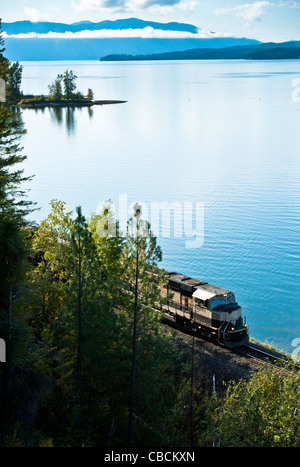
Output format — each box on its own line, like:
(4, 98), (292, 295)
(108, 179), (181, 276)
(17, 69), (126, 108)
(18, 98), (127, 109)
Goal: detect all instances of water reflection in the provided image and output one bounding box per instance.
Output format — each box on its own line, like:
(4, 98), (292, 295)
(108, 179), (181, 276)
(33, 106), (94, 135)
(48, 106), (76, 135)
(65, 107), (76, 135)
(49, 107), (63, 127)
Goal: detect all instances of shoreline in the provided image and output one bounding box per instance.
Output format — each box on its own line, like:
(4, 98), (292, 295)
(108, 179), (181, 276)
(17, 99), (127, 109)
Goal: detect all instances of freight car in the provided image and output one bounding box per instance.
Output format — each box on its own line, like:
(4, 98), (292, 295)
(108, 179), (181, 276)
(160, 272), (249, 348)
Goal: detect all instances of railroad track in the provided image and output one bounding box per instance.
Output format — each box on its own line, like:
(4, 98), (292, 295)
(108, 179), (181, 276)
(161, 312), (299, 372)
(233, 343), (298, 370)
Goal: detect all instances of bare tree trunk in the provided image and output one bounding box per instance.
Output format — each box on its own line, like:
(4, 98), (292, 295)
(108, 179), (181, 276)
(0, 288), (12, 433)
(128, 235), (139, 447)
(76, 234), (82, 435)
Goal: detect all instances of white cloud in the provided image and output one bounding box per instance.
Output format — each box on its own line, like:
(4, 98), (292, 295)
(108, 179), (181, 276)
(23, 7), (50, 22)
(215, 1), (272, 22)
(71, 0), (195, 13)
(2, 27), (233, 39)
(71, 0), (106, 11)
(278, 0), (300, 7)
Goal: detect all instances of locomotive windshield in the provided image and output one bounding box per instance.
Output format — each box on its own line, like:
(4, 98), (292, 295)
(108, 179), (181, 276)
(210, 294), (236, 310)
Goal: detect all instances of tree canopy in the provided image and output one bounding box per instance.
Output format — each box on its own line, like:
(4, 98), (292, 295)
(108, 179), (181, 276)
(47, 70), (94, 102)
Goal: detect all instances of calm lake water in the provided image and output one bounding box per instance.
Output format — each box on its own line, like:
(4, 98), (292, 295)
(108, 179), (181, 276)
(20, 59), (300, 353)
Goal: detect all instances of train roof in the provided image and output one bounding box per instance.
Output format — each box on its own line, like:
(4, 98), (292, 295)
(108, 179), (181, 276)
(167, 271), (231, 297)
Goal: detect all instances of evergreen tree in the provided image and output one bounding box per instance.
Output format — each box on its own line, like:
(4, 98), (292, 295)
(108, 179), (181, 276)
(0, 22), (42, 444)
(0, 20), (9, 86)
(6, 62), (23, 103)
(70, 205), (106, 438)
(29, 201), (113, 445)
(0, 19), (34, 333)
(124, 204), (171, 445)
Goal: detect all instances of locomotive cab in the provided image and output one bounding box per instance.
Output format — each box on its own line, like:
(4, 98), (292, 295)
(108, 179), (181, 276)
(208, 293), (248, 347)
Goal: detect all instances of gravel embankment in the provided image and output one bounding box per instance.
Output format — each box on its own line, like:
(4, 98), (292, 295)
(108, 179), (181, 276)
(166, 326), (262, 390)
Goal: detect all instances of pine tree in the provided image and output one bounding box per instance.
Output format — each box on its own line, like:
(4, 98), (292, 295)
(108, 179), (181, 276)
(6, 62), (23, 103)
(0, 21), (39, 443)
(124, 203), (168, 445)
(0, 22), (34, 307)
(0, 20), (35, 313)
(0, 20), (9, 85)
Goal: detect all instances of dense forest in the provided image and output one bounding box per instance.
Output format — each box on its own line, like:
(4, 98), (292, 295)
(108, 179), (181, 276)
(0, 20), (299, 447)
(100, 41), (300, 61)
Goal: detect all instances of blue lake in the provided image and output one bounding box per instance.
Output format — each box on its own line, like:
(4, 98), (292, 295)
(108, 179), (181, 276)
(20, 59), (300, 353)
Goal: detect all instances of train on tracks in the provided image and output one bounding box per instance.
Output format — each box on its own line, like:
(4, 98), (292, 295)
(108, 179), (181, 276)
(160, 271), (249, 348)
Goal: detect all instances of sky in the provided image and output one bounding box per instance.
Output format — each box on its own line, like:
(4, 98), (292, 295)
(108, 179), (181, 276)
(1, 0), (300, 42)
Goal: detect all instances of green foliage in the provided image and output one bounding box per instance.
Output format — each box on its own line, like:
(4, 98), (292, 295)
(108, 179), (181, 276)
(17, 200), (190, 446)
(2, 193), (300, 447)
(48, 75), (63, 101)
(48, 70), (78, 101)
(203, 365), (300, 447)
(62, 70), (77, 100)
(86, 88), (94, 101)
(6, 62), (23, 103)
(0, 26), (47, 445)
(25, 200), (74, 338)
(0, 21), (190, 447)
(0, 21), (35, 309)
(47, 70), (94, 103)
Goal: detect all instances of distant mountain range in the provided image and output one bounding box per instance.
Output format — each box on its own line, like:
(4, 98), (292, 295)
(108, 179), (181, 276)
(2, 18), (262, 61)
(2, 18), (199, 35)
(4, 18), (299, 61)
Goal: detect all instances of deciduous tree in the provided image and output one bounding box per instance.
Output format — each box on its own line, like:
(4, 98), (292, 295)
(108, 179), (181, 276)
(62, 69), (77, 100)
(203, 364), (300, 447)
(48, 74), (63, 101)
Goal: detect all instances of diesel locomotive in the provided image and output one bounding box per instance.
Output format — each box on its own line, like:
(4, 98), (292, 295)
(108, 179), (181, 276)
(160, 271), (249, 348)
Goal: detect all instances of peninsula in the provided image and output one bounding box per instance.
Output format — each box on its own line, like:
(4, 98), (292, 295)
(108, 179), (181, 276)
(17, 98), (126, 108)
(100, 40), (300, 61)
(17, 69), (126, 109)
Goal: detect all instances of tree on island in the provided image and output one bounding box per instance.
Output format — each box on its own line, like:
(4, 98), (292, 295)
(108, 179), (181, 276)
(86, 88), (94, 102)
(48, 70), (94, 102)
(62, 70), (77, 100)
(48, 74), (63, 101)
(48, 70), (77, 101)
